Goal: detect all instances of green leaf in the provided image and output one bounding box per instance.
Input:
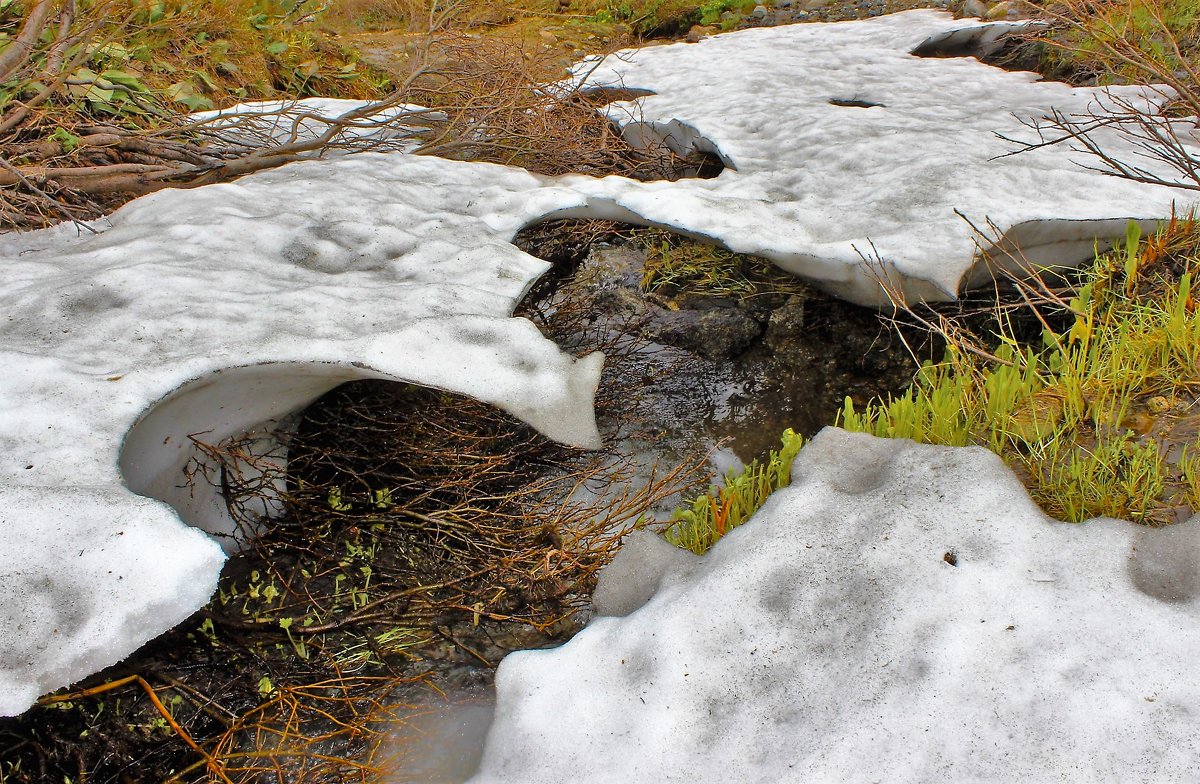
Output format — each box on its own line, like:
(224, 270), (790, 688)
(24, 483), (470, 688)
(194, 70), (218, 91)
(100, 70), (146, 91)
(165, 81), (213, 111)
(95, 42), (130, 63)
(51, 127), (81, 153)
(265, 41), (289, 56)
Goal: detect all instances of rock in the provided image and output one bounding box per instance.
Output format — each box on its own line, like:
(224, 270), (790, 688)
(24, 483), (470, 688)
(590, 286), (649, 323)
(802, 0), (830, 9)
(962, 0), (988, 17)
(719, 9), (741, 24)
(645, 306), (763, 360)
(986, 0), (1012, 18)
(763, 295), (808, 355)
(752, 4), (769, 18)
(685, 24), (716, 42)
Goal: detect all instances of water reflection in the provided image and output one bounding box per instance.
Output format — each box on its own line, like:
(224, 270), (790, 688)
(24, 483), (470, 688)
(377, 687), (496, 784)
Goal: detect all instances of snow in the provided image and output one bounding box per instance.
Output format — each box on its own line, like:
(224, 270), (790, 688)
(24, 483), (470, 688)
(3, 10), (1199, 716)
(575, 10), (1200, 304)
(191, 97), (438, 153)
(473, 428), (1200, 782)
(0, 153), (606, 716)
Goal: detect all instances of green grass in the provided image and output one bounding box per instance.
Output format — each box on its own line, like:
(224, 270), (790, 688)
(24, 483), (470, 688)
(664, 428), (805, 554)
(840, 217), (1200, 525)
(1038, 0), (1200, 92)
(662, 218), (1200, 556)
(637, 231), (807, 300)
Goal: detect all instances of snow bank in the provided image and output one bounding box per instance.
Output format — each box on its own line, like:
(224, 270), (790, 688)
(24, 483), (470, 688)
(474, 428), (1200, 782)
(4, 10), (1199, 716)
(573, 10), (1200, 304)
(0, 152), (606, 716)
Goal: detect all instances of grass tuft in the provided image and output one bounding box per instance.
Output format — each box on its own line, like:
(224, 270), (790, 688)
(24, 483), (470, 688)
(664, 428), (805, 554)
(841, 216), (1200, 525)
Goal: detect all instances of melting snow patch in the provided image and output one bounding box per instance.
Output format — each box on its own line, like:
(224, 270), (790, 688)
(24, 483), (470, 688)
(2, 9), (1199, 716)
(0, 152), (606, 716)
(576, 10), (1199, 304)
(473, 428), (1200, 782)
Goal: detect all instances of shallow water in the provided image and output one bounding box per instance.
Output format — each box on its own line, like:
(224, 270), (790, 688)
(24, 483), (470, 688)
(370, 232), (923, 780)
(377, 689), (496, 784)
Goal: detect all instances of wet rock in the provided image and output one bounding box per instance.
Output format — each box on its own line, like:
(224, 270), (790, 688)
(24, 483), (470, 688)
(646, 306), (763, 359)
(590, 285), (649, 323)
(763, 295), (809, 355)
(985, 0), (1012, 18)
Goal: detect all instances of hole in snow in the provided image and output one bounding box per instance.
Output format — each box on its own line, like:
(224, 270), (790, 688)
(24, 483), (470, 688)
(512, 219), (927, 466)
(829, 97), (885, 109)
(911, 21), (1047, 75)
(577, 86), (657, 106)
(944, 551), (958, 566)
(119, 363), (374, 550)
(617, 118), (730, 179)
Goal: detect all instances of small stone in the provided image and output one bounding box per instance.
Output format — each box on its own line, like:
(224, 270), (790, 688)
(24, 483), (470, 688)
(986, 1), (1011, 19)
(1147, 395), (1173, 414)
(1120, 411), (1156, 436)
(752, 4), (769, 18)
(719, 10), (741, 23)
(962, 0), (988, 17)
(772, 0), (794, 7)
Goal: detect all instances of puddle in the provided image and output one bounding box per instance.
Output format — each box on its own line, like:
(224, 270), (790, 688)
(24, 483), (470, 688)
(377, 684), (496, 784)
(514, 219), (926, 466)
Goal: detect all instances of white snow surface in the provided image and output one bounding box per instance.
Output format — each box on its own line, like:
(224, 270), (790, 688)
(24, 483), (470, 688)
(578, 10), (1199, 304)
(0, 153), (606, 716)
(3, 10), (1200, 715)
(473, 428), (1200, 782)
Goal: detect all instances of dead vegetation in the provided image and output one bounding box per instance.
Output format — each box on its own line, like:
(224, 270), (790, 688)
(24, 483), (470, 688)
(4, 373), (703, 782)
(0, 0), (703, 233)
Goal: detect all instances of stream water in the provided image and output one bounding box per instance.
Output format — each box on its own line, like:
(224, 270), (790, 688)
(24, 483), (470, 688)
(370, 225), (926, 782)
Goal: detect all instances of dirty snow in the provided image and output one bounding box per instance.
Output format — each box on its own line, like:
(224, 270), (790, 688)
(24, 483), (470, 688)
(3, 10), (1199, 715)
(473, 429), (1200, 782)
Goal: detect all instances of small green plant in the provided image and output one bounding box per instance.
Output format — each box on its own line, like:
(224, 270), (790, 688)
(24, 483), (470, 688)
(841, 217), (1200, 525)
(665, 428), (805, 554)
(698, 0), (752, 26)
(637, 231), (807, 300)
